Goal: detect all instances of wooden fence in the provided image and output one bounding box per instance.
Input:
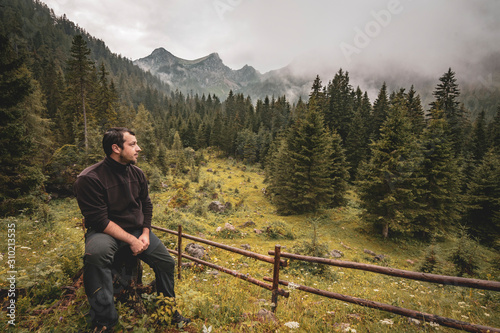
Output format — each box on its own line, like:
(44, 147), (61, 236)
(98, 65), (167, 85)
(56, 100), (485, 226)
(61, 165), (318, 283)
(152, 225), (500, 333)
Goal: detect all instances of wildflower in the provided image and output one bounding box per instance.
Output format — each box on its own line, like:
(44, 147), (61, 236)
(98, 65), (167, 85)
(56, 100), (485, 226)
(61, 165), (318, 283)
(284, 321), (300, 329)
(458, 301), (466, 308)
(380, 319), (394, 325)
(202, 324), (212, 333)
(373, 289), (379, 292)
(429, 322), (440, 327)
(485, 313), (490, 317)
(288, 282), (300, 290)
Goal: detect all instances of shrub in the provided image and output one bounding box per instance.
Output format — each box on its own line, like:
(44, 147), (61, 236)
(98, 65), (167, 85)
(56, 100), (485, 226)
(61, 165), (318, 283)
(290, 221), (332, 277)
(264, 220), (295, 240)
(447, 228), (480, 277)
(418, 244), (441, 274)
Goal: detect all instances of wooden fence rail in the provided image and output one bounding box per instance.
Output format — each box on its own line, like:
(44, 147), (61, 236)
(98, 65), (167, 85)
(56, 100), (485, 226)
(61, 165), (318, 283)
(262, 277), (499, 333)
(152, 225), (287, 267)
(152, 225), (499, 332)
(166, 248), (289, 297)
(268, 251), (500, 291)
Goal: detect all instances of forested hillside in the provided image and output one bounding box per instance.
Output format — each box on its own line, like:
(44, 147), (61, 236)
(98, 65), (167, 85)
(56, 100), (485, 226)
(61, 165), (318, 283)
(1, 0), (499, 244)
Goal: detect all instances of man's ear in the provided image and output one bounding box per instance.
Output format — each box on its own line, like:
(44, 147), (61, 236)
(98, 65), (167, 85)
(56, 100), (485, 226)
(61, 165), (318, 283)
(111, 144), (121, 154)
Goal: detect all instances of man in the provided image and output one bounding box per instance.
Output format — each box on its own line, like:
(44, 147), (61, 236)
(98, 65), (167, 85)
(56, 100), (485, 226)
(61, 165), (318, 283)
(74, 127), (190, 332)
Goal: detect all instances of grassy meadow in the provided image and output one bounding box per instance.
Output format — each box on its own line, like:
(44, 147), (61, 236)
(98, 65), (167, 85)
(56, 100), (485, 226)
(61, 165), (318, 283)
(1, 154), (499, 332)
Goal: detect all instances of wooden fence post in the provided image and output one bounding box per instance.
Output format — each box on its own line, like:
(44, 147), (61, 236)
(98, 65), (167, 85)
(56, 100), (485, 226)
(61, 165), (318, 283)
(271, 244), (281, 313)
(177, 225), (182, 280)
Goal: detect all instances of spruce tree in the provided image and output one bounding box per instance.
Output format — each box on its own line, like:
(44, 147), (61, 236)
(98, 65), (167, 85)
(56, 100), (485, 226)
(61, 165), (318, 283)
(267, 102), (337, 215)
(133, 104), (158, 163)
(416, 109), (462, 238)
(328, 128), (349, 207)
(95, 63), (118, 131)
(345, 88), (372, 178)
(371, 82), (389, 141)
(464, 148), (500, 246)
(357, 93), (424, 238)
(406, 85), (425, 135)
(472, 110), (488, 161)
(488, 106), (500, 153)
(65, 35), (95, 150)
(0, 34), (50, 215)
(325, 69), (354, 141)
(430, 68), (465, 155)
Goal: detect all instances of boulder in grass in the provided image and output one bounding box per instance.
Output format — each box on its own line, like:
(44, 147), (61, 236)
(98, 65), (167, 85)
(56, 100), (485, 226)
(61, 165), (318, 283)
(185, 243), (209, 259)
(330, 249), (344, 258)
(208, 201), (225, 213)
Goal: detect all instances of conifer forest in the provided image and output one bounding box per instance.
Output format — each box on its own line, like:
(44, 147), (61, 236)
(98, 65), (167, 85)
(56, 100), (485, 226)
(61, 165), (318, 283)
(0, 1), (499, 332)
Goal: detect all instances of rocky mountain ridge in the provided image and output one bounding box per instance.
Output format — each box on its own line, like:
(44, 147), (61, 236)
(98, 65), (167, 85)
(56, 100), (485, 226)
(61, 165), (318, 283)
(135, 48), (500, 119)
(134, 47), (311, 102)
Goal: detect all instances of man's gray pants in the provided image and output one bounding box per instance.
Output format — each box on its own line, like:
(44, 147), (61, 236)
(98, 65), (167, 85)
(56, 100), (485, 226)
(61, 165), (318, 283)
(83, 229), (175, 327)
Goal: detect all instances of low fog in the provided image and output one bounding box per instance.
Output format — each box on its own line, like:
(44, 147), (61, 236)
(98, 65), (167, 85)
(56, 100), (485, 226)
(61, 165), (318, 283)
(42, 0), (500, 104)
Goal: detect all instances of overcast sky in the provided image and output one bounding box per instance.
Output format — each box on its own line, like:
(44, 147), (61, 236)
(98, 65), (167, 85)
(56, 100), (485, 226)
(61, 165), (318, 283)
(41, 0), (500, 80)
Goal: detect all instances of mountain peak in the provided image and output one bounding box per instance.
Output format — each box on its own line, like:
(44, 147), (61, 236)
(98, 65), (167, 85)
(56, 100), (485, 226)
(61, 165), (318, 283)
(208, 52), (221, 60)
(133, 47), (310, 101)
(152, 47), (167, 54)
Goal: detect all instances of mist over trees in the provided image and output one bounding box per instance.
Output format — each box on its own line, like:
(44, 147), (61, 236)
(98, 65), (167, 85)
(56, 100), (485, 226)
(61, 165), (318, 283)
(1, 0), (499, 247)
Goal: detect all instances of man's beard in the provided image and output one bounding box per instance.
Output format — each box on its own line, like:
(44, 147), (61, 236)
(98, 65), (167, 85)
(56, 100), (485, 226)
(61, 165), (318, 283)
(119, 153), (136, 165)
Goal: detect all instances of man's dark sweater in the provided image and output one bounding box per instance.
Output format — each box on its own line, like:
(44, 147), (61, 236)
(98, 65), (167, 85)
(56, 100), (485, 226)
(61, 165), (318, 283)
(74, 156), (153, 232)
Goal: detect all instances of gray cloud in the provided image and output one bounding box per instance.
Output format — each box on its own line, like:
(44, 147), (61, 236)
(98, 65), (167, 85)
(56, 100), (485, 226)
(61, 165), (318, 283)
(42, 0), (500, 81)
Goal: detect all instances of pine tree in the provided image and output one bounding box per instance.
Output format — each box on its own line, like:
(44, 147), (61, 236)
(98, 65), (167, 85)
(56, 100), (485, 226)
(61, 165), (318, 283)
(488, 106), (500, 153)
(95, 63), (118, 131)
(0, 34), (50, 215)
(357, 93), (424, 238)
(171, 131), (186, 174)
(328, 128), (349, 207)
(371, 82), (389, 141)
(406, 85), (425, 134)
(430, 68), (466, 155)
(430, 68), (461, 116)
(133, 104), (158, 163)
(266, 104), (336, 215)
(345, 88), (372, 178)
(472, 110), (488, 161)
(416, 109), (462, 238)
(324, 69), (354, 141)
(65, 35), (95, 150)
(464, 148), (500, 246)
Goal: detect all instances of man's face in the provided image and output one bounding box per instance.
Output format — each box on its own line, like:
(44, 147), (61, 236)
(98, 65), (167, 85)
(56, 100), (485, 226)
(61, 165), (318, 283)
(115, 132), (141, 164)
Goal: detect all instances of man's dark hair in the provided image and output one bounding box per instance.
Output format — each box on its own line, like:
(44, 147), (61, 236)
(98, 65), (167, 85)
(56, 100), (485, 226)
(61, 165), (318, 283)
(102, 127), (135, 156)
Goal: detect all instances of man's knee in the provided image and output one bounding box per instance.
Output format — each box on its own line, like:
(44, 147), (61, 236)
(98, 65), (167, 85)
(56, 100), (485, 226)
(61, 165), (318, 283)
(84, 232), (118, 267)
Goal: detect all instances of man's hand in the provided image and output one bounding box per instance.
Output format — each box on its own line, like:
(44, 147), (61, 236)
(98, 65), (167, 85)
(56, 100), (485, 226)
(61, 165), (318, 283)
(130, 237), (147, 255)
(103, 221), (148, 255)
(138, 228), (150, 250)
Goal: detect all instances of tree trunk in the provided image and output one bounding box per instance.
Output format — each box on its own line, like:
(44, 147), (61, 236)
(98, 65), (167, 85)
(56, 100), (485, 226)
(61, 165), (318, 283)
(382, 223), (389, 238)
(81, 82), (88, 151)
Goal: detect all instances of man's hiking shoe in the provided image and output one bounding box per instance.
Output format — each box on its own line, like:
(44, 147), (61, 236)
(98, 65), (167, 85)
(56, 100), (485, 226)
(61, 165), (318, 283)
(171, 310), (191, 325)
